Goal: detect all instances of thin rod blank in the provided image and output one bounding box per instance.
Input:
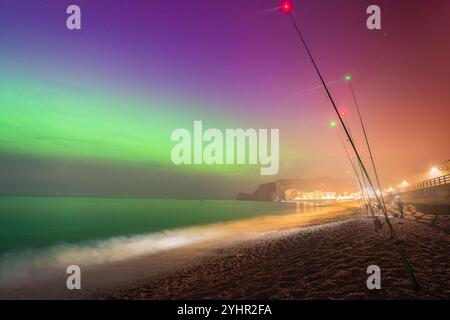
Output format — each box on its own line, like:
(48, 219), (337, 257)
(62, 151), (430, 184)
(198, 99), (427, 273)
(348, 81), (387, 211)
(335, 128), (370, 216)
(287, 12), (418, 288)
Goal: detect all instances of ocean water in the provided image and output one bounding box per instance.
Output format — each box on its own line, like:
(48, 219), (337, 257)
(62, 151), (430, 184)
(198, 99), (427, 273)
(0, 197), (325, 288)
(0, 196), (301, 254)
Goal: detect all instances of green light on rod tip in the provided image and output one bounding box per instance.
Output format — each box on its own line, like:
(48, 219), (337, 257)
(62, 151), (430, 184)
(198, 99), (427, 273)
(345, 74), (352, 81)
(330, 121), (337, 127)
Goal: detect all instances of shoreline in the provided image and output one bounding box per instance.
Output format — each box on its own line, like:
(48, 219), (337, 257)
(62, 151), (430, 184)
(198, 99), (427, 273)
(4, 202), (449, 300)
(0, 202), (360, 299)
(101, 207), (450, 300)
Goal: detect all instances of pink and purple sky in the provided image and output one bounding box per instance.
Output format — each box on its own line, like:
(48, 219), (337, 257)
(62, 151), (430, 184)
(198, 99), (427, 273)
(0, 0), (449, 198)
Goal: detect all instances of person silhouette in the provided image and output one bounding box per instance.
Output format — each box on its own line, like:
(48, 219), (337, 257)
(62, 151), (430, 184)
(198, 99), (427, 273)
(397, 197), (404, 218)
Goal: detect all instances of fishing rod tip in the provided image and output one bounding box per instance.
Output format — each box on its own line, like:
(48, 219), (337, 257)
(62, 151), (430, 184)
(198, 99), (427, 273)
(280, 1), (293, 14)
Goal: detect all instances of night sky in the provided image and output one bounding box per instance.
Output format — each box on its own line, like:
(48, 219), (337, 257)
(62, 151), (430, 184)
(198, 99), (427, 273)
(0, 0), (449, 198)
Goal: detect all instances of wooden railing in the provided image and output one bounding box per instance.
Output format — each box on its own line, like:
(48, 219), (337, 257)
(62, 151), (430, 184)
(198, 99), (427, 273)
(408, 174), (450, 192)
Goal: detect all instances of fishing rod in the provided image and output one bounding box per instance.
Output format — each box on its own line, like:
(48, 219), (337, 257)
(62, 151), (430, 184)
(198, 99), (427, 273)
(332, 122), (371, 217)
(282, 4), (418, 288)
(341, 86), (385, 223)
(357, 154), (373, 208)
(287, 12), (384, 215)
(338, 111), (378, 220)
(337, 131), (367, 212)
(346, 76), (388, 212)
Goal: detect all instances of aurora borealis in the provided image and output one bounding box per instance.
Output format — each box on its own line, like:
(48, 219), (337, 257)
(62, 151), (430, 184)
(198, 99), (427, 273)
(0, 0), (449, 198)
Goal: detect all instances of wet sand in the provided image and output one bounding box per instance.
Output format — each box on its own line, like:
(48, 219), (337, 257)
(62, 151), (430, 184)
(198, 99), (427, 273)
(102, 206), (450, 300)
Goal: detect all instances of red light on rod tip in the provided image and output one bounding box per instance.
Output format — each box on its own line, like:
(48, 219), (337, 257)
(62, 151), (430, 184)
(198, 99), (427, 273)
(281, 1), (292, 13)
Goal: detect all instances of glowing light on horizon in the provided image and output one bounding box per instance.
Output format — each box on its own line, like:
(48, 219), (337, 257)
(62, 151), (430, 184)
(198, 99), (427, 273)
(400, 180), (410, 188)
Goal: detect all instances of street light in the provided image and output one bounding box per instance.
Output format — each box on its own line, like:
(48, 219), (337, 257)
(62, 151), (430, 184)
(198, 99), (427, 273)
(400, 180), (410, 188)
(430, 166), (441, 178)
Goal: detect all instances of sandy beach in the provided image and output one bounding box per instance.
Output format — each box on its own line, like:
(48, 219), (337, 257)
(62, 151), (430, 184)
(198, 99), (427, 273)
(2, 202), (449, 300)
(100, 205), (450, 300)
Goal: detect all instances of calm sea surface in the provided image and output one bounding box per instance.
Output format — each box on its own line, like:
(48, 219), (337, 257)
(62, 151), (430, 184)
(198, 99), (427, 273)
(0, 196), (310, 253)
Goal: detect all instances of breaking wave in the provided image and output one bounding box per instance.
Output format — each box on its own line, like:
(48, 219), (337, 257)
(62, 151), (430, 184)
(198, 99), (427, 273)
(0, 227), (223, 287)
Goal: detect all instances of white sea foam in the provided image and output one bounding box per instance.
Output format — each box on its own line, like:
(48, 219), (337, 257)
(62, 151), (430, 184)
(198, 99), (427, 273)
(0, 227), (222, 288)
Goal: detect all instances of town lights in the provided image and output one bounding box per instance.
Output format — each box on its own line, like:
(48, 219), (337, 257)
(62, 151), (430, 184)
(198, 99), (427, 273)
(280, 1), (292, 13)
(400, 180), (410, 188)
(430, 166), (441, 177)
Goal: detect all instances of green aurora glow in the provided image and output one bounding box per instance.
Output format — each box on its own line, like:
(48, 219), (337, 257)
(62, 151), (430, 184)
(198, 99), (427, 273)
(0, 73), (282, 176)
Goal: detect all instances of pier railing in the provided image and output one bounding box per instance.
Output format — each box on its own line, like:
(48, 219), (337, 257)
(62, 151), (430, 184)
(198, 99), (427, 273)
(408, 174), (450, 192)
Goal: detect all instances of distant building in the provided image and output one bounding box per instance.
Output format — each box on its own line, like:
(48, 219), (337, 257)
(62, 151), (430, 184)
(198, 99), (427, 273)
(289, 191), (337, 200)
(301, 191), (321, 200)
(322, 192), (337, 200)
(284, 188), (298, 201)
(439, 160), (450, 175)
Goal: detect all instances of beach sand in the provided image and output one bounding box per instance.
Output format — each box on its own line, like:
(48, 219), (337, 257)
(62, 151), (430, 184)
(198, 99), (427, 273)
(101, 205), (450, 300)
(3, 202), (448, 299)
